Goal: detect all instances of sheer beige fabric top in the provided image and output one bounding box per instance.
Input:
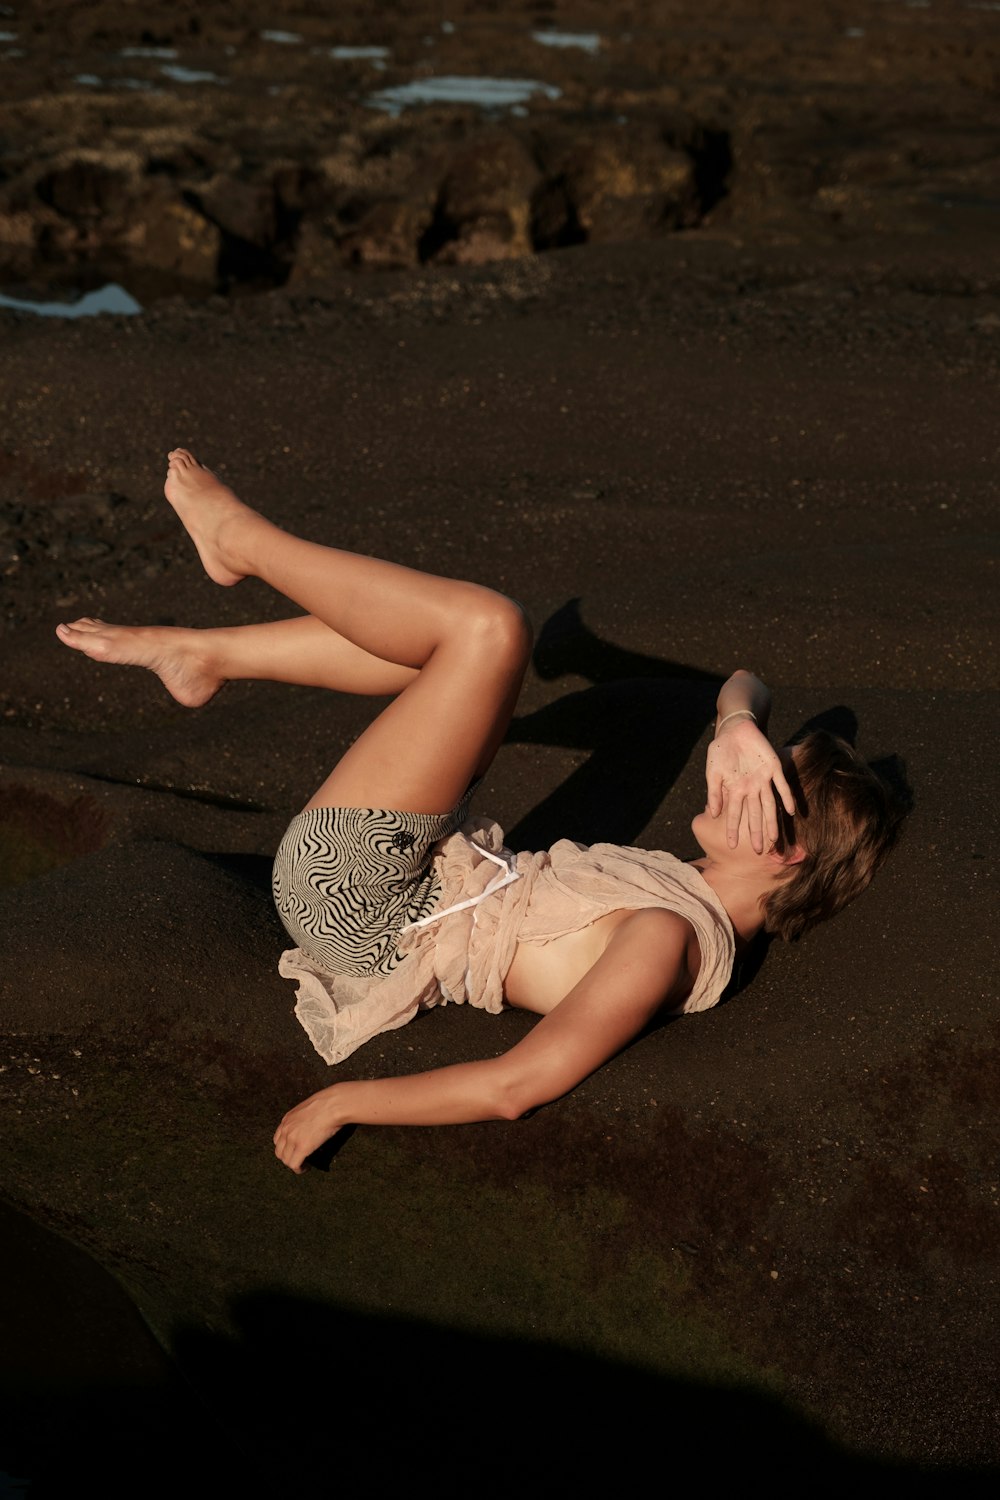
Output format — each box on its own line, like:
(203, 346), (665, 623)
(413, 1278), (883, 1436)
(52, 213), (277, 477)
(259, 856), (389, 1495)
(278, 817), (736, 1066)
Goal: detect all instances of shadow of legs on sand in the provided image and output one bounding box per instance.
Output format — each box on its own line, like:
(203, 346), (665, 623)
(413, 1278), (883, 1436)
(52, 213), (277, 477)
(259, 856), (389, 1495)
(508, 599), (724, 849)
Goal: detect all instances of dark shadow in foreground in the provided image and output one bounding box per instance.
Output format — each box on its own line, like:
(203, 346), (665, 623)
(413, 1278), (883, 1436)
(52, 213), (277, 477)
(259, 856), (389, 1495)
(163, 1289), (993, 1498)
(4, 1202), (986, 1498)
(0, 1196), (250, 1498)
(8, 1300), (992, 1498)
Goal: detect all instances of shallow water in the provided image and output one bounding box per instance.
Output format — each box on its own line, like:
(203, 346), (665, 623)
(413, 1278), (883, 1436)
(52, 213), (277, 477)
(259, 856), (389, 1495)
(119, 45), (178, 58)
(159, 63), (226, 84)
(0, 283), (142, 318)
(74, 63), (225, 89)
(367, 74), (562, 114)
(532, 30), (603, 54)
(328, 44), (391, 60)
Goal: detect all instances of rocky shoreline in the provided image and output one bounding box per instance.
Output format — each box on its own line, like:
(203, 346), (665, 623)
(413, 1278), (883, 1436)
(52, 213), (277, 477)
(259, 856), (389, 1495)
(2, 0), (999, 299)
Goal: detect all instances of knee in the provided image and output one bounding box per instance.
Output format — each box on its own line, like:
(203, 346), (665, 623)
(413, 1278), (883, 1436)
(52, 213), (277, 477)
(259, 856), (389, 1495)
(494, 593), (534, 660)
(465, 590), (533, 671)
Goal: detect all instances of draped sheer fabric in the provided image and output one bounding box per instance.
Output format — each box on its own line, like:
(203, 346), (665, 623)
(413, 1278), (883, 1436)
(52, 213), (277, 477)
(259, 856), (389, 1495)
(278, 816), (736, 1066)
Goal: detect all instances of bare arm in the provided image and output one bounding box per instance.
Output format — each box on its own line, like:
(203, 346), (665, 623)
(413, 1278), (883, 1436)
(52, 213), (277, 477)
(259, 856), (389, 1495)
(705, 669), (796, 852)
(273, 908), (692, 1173)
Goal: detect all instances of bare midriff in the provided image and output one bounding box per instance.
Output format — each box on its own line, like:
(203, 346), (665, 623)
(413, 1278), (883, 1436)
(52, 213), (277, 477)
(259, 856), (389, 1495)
(502, 907), (663, 1016)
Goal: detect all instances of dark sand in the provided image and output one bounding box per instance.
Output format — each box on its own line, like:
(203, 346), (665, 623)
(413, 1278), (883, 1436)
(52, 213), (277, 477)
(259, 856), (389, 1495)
(1, 2), (999, 1492)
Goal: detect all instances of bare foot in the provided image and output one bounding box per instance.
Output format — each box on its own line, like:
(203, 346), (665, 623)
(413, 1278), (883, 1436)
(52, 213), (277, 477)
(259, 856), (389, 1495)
(163, 448), (257, 587)
(55, 618), (223, 708)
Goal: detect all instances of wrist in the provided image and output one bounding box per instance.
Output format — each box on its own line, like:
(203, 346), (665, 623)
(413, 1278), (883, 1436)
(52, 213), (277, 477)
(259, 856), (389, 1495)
(318, 1083), (349, 1131)
(716, 709), (757, 734)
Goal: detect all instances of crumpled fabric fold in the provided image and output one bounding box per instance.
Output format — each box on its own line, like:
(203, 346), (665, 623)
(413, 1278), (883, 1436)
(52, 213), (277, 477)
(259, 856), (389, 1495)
(277, 816), (735, 1066)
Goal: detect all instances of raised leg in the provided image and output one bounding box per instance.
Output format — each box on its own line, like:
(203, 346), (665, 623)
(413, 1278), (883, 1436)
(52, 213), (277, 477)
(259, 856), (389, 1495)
(55, 614), (418, 706)
(58, 450), (532, 815)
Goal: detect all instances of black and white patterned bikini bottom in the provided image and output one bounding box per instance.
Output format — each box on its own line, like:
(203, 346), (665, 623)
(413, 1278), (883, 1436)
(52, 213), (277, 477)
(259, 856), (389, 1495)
(271, 789), (474, 978)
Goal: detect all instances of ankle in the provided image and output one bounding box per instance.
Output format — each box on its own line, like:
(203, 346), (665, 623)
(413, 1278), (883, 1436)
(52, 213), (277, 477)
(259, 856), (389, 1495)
(218, 506), (269, 581)
(186, 630), (227, 683)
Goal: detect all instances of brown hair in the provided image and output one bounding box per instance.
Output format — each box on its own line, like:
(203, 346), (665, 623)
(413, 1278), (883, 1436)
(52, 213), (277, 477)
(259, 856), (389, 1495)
(762, 730), (907, 942)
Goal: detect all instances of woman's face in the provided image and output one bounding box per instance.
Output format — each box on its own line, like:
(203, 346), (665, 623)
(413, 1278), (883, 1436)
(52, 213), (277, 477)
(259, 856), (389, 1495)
(690, 747), (800, 864)
(690, 801), (769, 863)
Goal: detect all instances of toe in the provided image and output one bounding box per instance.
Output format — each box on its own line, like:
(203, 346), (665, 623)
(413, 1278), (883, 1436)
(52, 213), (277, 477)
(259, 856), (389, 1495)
(56, 622), (85, 648)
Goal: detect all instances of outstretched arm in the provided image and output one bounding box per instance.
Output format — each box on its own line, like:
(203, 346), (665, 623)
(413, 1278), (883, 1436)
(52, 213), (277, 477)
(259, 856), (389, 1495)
(705, 669), (796, 853)
(273, 908), (692, 1172)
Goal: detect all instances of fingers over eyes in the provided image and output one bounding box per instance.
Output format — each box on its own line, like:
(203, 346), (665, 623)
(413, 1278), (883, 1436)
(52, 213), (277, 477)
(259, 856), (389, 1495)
(726, 793), (742, 848)
(772, 764), (797, 816)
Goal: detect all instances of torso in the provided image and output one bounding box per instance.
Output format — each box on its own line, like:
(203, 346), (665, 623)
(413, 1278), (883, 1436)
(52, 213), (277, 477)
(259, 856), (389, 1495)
(502, 906), (700, 1016)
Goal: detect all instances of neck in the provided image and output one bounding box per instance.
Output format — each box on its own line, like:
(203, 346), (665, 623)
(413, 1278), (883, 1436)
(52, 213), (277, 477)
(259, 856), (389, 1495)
(689, 858), (771, 949)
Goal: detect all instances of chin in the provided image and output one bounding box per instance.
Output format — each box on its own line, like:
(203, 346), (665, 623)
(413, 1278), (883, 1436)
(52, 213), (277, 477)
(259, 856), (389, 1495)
(690, 809), (711, 854)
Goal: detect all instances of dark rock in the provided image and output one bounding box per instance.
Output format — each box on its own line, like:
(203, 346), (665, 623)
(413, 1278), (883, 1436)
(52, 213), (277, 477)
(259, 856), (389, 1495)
(434, 214), (535, 266)
(440, 135), (541, 225)
(271, 162), (325, 218)
(34, 152), (141, 221)
(286, 218), (343, 285)
(145, 129), (236, 179)
(199, 174), (279, 250)
(124, 184), (222, 284)
(339, 197), (434, 270)
(0, 210), (38, 249)
(552, 126), (700, 244)
(531, 178), (583, 250)
(0, 210), (39, 276)
(433, 134), (542, 263)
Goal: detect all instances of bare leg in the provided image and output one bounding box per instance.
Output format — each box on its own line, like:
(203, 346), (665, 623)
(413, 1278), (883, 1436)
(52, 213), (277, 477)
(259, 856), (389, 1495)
(55, 614), (418, 706)
(59, 450), (532, 814)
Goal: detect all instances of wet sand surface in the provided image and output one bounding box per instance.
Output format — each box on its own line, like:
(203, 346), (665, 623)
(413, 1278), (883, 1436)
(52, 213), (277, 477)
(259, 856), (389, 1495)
(1, 2), (999, 1492)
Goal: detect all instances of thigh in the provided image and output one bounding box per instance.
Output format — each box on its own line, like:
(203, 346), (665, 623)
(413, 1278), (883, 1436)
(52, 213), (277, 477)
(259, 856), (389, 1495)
(303, 600), (531, 815)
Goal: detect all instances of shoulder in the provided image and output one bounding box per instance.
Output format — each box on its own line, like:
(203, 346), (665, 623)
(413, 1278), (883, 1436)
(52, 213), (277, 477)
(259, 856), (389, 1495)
(607, 907), (700, 1002)
(613, 906), (693, 943)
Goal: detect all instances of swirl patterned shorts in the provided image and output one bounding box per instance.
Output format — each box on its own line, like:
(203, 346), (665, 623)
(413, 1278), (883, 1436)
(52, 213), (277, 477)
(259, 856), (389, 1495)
(271, 789), (474, 978)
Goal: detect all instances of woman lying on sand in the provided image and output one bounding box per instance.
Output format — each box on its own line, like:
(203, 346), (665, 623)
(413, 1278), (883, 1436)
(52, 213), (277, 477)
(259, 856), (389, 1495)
(56, 449), (903, 1172)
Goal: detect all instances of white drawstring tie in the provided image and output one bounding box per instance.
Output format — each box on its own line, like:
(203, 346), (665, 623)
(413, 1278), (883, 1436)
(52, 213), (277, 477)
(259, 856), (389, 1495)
(398, 839), (520, 934)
